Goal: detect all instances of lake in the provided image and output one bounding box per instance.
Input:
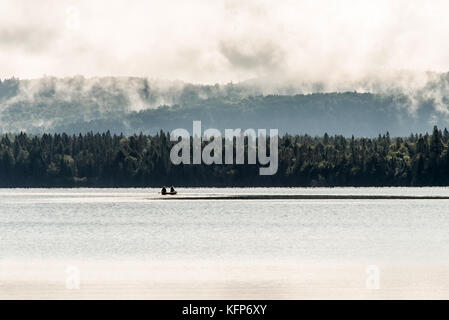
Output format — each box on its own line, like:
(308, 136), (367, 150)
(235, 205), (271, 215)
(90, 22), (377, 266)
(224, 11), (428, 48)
(1, 187), (449, 299)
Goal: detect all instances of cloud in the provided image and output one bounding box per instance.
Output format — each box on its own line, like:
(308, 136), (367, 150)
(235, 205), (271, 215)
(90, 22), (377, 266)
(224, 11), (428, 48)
(219, 40), (285, 72)
(2, 0), (449, 86)
(0, 27), (58, 52)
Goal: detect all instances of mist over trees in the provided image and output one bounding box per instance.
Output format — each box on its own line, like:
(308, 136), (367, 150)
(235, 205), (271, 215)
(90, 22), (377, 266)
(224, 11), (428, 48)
(2, 75), (449, 136)
(1, 126), (449, 187)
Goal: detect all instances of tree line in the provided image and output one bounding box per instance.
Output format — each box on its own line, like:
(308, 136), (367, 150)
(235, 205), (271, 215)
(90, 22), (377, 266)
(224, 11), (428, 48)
(1, 126), (449, 187)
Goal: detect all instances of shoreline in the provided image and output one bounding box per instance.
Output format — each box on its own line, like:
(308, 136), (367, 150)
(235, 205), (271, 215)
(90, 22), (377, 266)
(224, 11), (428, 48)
(150, 194), (449, 200)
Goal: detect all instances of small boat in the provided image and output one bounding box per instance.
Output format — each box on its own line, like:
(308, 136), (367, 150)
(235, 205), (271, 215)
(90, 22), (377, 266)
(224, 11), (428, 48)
(161, 190), (177, 195)
(161, 186), (177, 195)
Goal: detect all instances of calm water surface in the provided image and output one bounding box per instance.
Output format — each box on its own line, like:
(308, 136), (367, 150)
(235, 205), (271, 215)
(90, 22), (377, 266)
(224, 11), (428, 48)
(1, 188), (449, 264)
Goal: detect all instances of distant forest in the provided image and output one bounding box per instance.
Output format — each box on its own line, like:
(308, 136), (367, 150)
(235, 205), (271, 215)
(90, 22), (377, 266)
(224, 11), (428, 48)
(3, 76), (449, 137)
(1, 127), (449, 187)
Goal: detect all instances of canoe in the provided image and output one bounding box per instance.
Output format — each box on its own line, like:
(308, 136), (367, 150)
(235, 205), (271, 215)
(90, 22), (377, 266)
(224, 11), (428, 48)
(161, 191), (177, 195)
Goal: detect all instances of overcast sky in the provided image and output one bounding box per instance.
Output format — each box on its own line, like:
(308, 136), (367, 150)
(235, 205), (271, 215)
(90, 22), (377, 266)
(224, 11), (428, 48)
(1, 0), (449, 83)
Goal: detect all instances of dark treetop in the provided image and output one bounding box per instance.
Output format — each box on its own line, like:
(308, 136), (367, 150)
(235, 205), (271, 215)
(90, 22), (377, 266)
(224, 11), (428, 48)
(0, 126), (448, 187)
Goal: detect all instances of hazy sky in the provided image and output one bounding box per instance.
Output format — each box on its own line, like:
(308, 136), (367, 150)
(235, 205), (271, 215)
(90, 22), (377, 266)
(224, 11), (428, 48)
(2, 0), (449, 83)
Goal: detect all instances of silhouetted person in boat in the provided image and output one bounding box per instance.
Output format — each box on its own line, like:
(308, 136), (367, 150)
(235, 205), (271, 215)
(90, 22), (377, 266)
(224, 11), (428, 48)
(161, 187), (167, 194)
(170, 186), (175, 193)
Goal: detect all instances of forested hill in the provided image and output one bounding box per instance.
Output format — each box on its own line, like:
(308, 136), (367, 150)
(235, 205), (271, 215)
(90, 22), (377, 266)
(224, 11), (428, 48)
(0, 127), (448, 187)
(2, 76), (449, 136)
(52, 93), (431, 137)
